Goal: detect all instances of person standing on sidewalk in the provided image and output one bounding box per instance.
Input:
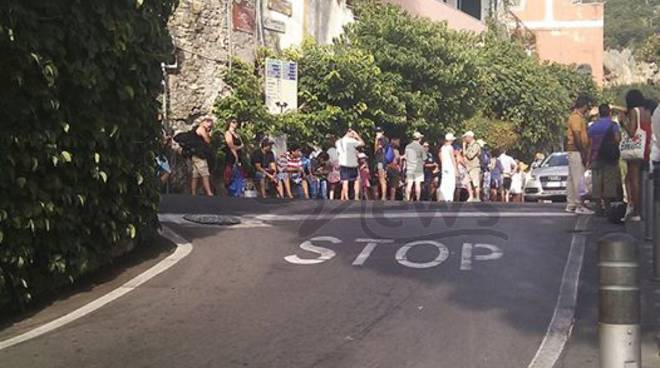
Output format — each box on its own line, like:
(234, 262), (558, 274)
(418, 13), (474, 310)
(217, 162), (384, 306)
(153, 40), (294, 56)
(478, 139), (491, 201)
(497, 150), (516, 203)
(374, 127), (390, 200)
(193, 116), (216, 196)
(386, 138), (403, 200)
(588, 104), (622, 216)
(404, 132), (425, 201)
(438, 133), (457, 202)
(422, 141), (439, 201)
(462, 131), (482, 202)
(565, 96), (594, 215)
(337, 129), (365, 200)
(619, 90), (653, 221)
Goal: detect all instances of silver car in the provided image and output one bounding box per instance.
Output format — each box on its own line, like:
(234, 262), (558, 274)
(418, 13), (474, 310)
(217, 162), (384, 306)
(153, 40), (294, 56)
(524, 152), (569, 202)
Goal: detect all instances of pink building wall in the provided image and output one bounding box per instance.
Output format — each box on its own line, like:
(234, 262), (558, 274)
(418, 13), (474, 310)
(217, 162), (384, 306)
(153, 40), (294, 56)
(510, 0), (604, 85)
(383, 0), (486, 33)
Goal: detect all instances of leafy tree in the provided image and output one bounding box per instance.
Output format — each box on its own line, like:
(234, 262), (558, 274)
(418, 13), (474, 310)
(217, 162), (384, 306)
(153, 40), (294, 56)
(479, 29), (598, 157)
(342, 0), (485, 140)
(0, 0), (176, 308)
(603, 0), (658, 50)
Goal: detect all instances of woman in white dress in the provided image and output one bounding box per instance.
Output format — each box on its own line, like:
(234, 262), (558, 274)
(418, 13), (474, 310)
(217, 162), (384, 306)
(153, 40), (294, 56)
(438, 133), (458, 202)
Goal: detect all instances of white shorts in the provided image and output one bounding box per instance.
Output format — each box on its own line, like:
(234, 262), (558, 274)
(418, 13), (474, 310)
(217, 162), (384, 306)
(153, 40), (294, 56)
(406, 172), (424, 183)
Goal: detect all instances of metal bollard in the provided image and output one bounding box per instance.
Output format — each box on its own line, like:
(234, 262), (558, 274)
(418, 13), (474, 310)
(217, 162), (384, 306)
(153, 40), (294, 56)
(654, 167), (660, 280)
(599, 233), (641, 368)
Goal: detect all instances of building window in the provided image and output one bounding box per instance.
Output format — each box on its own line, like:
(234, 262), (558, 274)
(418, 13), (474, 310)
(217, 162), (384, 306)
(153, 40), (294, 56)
(459, 0), (482, 20)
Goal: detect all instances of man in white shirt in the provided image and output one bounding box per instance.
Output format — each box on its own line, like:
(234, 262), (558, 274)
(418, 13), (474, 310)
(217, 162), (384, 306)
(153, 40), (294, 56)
(498, 151), (517, 202)
(337, 129), (365, 200)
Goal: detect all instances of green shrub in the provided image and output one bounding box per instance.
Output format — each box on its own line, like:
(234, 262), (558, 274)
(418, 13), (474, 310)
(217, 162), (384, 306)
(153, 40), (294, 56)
(0, 0), (176, 309)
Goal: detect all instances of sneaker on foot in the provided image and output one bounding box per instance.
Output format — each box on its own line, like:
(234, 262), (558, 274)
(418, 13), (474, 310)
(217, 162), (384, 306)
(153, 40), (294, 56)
(621, 204), (634, 222)
(565, 207), (576, 213)
(629, 215), (641, 222)
(575, 206), (594, 215)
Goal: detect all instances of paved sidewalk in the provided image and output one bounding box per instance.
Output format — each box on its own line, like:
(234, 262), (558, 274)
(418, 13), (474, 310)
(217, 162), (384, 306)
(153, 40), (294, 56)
(559, 218), (660, 368)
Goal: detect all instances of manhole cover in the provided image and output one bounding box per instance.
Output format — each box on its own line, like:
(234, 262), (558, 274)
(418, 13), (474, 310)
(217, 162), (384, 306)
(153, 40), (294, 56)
(182, 214), (242, 226)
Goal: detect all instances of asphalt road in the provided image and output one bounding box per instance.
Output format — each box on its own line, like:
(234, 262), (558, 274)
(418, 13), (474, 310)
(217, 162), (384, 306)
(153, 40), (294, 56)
(0, 196), (595, 368)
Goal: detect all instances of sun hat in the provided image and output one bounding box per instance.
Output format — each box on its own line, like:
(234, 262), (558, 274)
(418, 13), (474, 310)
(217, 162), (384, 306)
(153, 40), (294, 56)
(413, 131), (424, 140)
(445, 133), (456, 141)
(476, 139), (486, 147)
(462, 131), (475, 138)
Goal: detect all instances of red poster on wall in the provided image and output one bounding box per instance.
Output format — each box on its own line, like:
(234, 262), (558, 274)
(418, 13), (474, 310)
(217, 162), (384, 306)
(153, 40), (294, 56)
(232, 0), (255, 34)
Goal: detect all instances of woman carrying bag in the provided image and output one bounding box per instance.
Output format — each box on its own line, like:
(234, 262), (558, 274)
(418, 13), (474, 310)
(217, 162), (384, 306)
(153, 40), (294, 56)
(224, 119), (245, 197)
(619, 90), (653, 222)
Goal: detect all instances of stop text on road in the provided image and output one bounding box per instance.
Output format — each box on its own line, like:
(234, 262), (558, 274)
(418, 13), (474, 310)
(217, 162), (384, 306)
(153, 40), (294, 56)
(284, 237), (503, 270)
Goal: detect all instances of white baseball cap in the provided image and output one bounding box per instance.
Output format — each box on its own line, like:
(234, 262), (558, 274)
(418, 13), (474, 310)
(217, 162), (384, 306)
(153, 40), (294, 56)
(477, 139), (486, 147)
(463, 131), (475, 138)
(445, 133), (456, 141)
(413, 131), (424, 140)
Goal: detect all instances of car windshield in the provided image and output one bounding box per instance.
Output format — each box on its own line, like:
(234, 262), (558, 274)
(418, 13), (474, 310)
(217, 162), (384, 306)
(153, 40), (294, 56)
(541, 154), (568, 167)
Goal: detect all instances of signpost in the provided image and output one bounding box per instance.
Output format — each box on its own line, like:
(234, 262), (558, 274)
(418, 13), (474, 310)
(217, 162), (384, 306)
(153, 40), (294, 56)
(267, 0), (292, 16)
(264, 18), (286, 33)
(265, 58), (297, 114)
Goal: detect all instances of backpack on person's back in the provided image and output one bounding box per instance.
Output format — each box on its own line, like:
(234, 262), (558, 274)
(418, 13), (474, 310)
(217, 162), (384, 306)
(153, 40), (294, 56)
(174, 128), (208, 159)
(384, 143), (395, 164)
(480, 149), (491, 172)
(598, 122), (621, 163)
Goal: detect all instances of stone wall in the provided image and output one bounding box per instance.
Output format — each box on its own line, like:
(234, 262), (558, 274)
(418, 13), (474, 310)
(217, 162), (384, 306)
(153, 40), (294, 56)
(166, 0), (258, 128)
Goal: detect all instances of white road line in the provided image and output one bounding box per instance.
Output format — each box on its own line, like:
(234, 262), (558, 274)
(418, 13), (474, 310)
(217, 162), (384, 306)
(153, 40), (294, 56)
(0, 225), (192, 351)
(527, 216), (590, 368)
(158, 211), (573, 225)
(252, 211), (573, 222)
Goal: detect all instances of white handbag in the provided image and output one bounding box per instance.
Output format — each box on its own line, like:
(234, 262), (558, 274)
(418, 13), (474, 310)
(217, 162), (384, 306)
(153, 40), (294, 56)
(619, 108), (646, 161)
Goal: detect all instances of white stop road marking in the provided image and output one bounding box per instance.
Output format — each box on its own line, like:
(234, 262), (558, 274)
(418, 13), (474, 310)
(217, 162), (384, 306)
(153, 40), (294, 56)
(460, 243), (504, 271)
(284, 237), (503, 270)
(283, 236), (341, 265)
(395, 240), (450, 269)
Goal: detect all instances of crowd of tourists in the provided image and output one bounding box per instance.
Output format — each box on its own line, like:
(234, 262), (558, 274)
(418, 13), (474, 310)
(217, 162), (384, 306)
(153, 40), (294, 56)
(242, 128), (529, 203)
(160, 89), (660, 220)
(166, 120), (532, 204)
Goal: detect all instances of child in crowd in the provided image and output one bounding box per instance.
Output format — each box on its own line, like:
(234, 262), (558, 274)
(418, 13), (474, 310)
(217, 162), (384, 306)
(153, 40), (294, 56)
(302, 147), (319, 199)
(314, 152), (331, 199)
(358, 153), (372, 200)
(287, 145), (309, 199)
(276, 150), (293, 199)
(455, 149), (469, 202)
(510, 161), (528, 203)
